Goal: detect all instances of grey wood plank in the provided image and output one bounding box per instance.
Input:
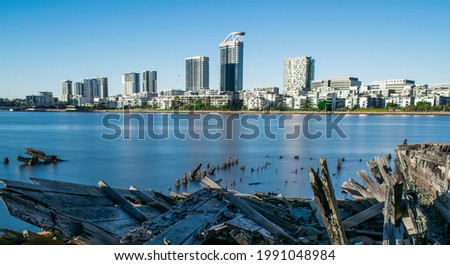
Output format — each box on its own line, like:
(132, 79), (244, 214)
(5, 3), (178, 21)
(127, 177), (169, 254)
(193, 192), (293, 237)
(98, 180), (149, 223)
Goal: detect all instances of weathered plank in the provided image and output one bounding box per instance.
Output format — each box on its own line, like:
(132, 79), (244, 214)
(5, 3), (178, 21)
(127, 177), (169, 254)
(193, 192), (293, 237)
(341, 182), (373, 208)
(30, 178), (105, 197)
(309, 158), (347, 245)
(98, 180), (149, 223)
(242, 196), (292, 219)
(382, 181), (404, 245)
(309, 200), (325, 228)
(202, 177), (297, 244)
(5, 189), (114, 209)
(367, 159), (384, 185)
(59, 205), (138, 223)
(226, 214), (260, 232)
(93, 217), (143, 237)
(342, 202), (384, 229)
(146, 198), (226, 245)
(242, 198), (299, 232)
(148, 188), (177, 205)
(357, 170), (385, 202)
(129, 186), (170, 212)
(375, 156), (393, 186)
(349, 178), (378, 205)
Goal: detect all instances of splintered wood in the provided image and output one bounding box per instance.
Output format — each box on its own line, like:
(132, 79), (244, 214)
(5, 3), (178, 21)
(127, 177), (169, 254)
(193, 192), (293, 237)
(309, 158), (347, 245)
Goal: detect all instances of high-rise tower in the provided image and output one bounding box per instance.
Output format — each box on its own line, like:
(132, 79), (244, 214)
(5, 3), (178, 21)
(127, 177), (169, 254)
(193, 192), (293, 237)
(284, 56), (315, 95)
(185, 56), (209, 91)
(220, 32), (245, 92)
(122, 73), (140, 95)
(60, 80), (72, 102)
(142, 71), (157, 93)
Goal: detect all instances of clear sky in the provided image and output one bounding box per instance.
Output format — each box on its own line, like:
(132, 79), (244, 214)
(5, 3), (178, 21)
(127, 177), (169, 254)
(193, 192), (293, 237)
(1, 0), (449, 98)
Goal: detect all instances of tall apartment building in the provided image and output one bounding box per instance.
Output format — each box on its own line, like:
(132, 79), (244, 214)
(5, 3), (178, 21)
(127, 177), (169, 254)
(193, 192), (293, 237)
(122, 73), (140, 95)
(60, 79), (73, 102)
(82, 78), (94, 102)
(95, 77), (109, 99)
(142, 71), (157, 93)
(185, 56), (209, 91)
(72, 82), (84, 96)
(284, 56), (315, 95)
(220, 32), (245, 92)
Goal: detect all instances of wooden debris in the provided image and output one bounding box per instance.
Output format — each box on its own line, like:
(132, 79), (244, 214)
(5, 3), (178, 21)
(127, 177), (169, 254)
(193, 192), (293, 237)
(16, 148), (63, 166)
(309, 158), (347, 245)
(1, 143), (448, 245)
(202, 177), (297, 244)
(343, 202), (384, 229)
(98, 180), (149, 223)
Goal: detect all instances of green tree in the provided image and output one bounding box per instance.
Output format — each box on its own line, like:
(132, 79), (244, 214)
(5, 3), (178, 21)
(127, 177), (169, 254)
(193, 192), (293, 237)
(173, 96), (180, 109)
(304, 99), (312, 110)
(275, 102), (284, 111)
(317, 99), (330, 111)
(386, 102), (399, 109)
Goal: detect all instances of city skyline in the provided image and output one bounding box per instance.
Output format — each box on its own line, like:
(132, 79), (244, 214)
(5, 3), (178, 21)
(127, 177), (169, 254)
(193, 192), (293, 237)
(1, 0), (450, 98)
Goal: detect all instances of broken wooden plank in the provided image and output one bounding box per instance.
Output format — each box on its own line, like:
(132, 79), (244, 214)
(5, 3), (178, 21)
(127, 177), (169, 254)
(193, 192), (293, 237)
(146, 198), (226, 245)
(241, 198), (299, 232)
(375, 156), (394, 186)
(367, 159), (384, 185)
(98, 180), (149, 223)
(349, 178), (378, 205)
(30, 178), (105, 197)
(357, 170), (385, 202)
(202, 177), (297, 244)
(342, 202), (384, 229)
(309, 158), (347, 245)
(382, 181), (405, 245)
(59, 205), (140, 223)
(129, 186), (170, 212)
(341, 182), (373, 208)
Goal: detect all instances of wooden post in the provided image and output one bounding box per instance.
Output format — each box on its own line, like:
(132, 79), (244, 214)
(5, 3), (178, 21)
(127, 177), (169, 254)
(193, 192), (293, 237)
(309, 158), (348, 245)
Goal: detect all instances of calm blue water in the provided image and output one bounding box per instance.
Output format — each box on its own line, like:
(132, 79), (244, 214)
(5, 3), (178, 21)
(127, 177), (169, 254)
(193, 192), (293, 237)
(1, 111), (449, 232)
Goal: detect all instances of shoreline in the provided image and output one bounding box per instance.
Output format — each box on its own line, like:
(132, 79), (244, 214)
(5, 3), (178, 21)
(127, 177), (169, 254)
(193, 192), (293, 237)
(47, 109), (450, 116)
(5, 108), (450, 115)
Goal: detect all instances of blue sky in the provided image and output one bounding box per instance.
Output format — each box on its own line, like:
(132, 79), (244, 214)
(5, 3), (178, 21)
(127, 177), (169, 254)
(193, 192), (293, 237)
(1, 0), (449, 98)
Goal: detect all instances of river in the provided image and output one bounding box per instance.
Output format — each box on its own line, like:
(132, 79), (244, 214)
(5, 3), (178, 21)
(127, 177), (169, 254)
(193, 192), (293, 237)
(1, 111), (449, 231)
